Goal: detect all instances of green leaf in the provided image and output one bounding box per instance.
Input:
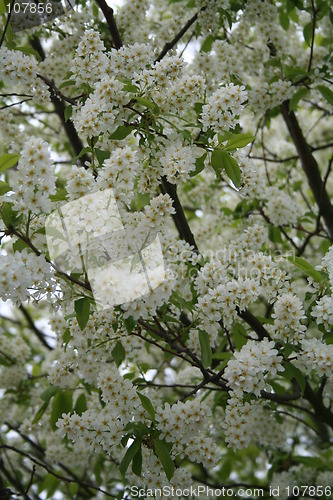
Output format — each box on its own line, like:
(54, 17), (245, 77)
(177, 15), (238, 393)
(134, 97), (159, 113)
(137, 392), (155, 421)
(95, 148), (110, 165)
(132, 447), (142, 477)
(110, 125), (135, 140)
(0, 181), (11, 195)
(74, 297), (90, 331)
(92, 1), (99, 17)
(223, 133), (254, 151)
(32, 401), (49, 424)
(200, 34), (215, 52)
(0, 0), (6, 14)
(119, 439), (142, 477)
(323, 332), (333, 345)
(1, 202), (17, 227)
(153, 438), (174, 481)
(14, 46), (42, 62)
(40, 386), (58, 403)
(199, 330), (212, 368)
(49, 189), (68, 202)
(289, 87), (309, 111)
(0, 153), (20, 173)
(268, 225), (283, 243)
(279, 12), (290, 30)
(317, 85), (333, 107)
(303, 21), (313, 47)
(282, 361), (306, 394)
(50, 390), (73, 430)
(211, 149), (241, 187)
(58, 80), (76, 90)
(287, 256), (323, 282)
(124, 316), (136, 333)
(74, 393), (87, 415)
(64, 105), (72, 122)
(189, 152), (207, 177)
(112, 341), (126, 367)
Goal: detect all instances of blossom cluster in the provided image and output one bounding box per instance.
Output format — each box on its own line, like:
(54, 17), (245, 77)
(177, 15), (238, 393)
(224, 339), (284, 397)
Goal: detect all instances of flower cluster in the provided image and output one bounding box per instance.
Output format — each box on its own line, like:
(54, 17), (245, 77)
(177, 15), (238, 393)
(10, 138), (56, 214)
(156, 399), (218, 468)
(271, 293), (306, 343)
(295, 338), (333, 378)
(159, 138), (202, 184)
(224, 394), (282, 450)
(224, 339), (284, 396)
(200, 83), (247, 132)
(0, 47), (50, 104)
(70, 30), (109, 86)
(0, 249), (56, 306)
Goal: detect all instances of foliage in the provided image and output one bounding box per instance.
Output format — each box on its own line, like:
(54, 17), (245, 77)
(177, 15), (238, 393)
(0, 0), (333, 498)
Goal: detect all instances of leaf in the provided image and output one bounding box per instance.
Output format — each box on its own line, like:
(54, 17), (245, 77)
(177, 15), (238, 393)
(137, 392), (155, 421)
(200, 34), (215, 52)
(0, 0), (6, 14)
(64, 105), (72, 122)
(0, 153), (20, 173)
(50, 390), (73, 430)
(282, 361), (306, 394)
(15, 46), (42, 62)
(112, 341), (126, 367)
(124, 316), (136, 333)
(134, 97), (159, 113)
(211, 149), (241, 187)
(74, 297), (90, 331)
(223, 133), (254, 151)
(132, 447), (142, 477)
(95, 148), (110, 165)
(287, 256), (323, 282)
(268, 225), (283, 243)
(279, 12), (290, 30)
(1, 202), (17, 227)
(303, 21), (313, 47)
(189, 152), (207, 177)
(49, 189), (68, 202)
(73, 393), (87, 416)
(289, 87), (309, 111)
(58, 80), (76, 90)
(110, 125), (135, 140)
(323, 332), (333, 345)
(317, 85), (333, 107)
(153, 438), (175, 481)
(40, 386), (58, 403)
(0, 181), (11, 195)
(119, 439), (142, 477)
(199, 330), (212, 368)
(32, 401), (49, 424)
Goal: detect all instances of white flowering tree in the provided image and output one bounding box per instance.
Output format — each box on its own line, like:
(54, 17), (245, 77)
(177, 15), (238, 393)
(0, 0), (333, 497)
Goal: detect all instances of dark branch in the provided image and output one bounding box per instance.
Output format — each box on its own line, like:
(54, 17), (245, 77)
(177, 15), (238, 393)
(281, 101), (333, 239)
(95, 0), (123, 49)
(19, 305), (53, 351)
(155, 10), (200, 62)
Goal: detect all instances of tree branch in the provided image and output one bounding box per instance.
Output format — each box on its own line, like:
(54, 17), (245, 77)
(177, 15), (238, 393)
(29, 36), (90, 165)
(19, 305), (53, 351)
(281, 101), (333, 239)
(94, 0), (123, 49)
(155, 10), (200, 62)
